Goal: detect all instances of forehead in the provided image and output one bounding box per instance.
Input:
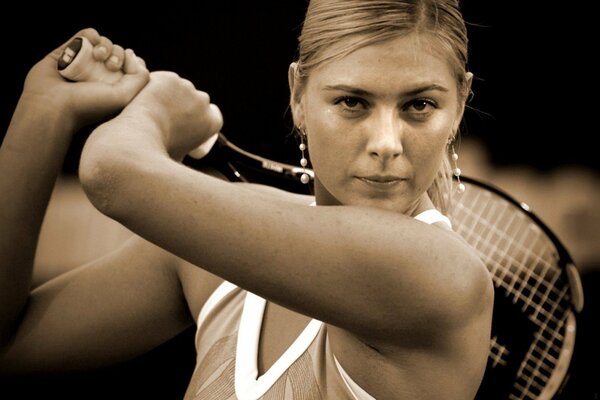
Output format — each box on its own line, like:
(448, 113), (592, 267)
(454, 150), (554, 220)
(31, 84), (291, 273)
(309, 33), (457, 94)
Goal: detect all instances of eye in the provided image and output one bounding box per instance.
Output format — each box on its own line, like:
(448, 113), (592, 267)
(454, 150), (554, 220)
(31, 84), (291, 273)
(403, 98), (437, 115)
(334, 96), (368, 113)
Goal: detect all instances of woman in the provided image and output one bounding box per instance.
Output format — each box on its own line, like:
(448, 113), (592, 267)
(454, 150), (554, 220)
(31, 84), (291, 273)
(0, 1), (493, 398)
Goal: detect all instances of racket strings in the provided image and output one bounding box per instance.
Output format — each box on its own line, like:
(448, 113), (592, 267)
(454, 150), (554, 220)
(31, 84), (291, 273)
(452, 194), (571, 319)
(489, 336), (510, 367)
(449, 185), (573, 400)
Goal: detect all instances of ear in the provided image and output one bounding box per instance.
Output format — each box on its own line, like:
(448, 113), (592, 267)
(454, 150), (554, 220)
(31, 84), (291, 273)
(452, 71), (474, 134)
(288, 62), (305, 129)
(464, 71), (474, 104)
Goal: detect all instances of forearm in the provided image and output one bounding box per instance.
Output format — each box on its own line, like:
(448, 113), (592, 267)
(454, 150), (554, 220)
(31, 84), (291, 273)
(81, 115), (314, 294)
(0, 96), (74, 342)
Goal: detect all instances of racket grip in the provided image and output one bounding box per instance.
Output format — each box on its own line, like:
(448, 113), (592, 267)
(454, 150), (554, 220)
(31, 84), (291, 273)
(56, 36), (219, 159)
(57, 36), (123, 84)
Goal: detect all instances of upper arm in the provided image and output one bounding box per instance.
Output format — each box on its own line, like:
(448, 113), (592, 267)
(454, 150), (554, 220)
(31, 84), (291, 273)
(333, 221), (493, 343)
(232, 182), (314, 205)
(0, 235), (193, 374)
(223, 184), (491, 340)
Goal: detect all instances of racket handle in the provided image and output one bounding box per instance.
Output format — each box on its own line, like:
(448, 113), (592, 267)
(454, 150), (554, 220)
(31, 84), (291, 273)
(57, 36), (123, 84)
(56, 36), (219, 159)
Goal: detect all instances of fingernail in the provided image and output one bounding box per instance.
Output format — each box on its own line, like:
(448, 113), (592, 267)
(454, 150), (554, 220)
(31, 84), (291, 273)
(109, 55), (120, 65)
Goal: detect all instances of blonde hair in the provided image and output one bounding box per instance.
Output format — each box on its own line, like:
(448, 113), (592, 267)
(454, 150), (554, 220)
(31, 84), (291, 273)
(293, 0), (470, 213)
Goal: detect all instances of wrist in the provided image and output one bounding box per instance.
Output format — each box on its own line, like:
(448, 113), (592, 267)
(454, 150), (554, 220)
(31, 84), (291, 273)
(14, 93), (77, 139)
(5, 96), (76, 153)
(119, 105), (186, 160)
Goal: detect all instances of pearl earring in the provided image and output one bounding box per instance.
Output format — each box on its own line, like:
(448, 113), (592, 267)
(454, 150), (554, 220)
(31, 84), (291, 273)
(299, 132), (310, 184)
(450, 144), (465, 193)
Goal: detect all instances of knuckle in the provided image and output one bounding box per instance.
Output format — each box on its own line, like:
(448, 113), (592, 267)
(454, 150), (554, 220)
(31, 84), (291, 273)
(181, 78), (195, 88)
(164, 71), (180, 80)
(112, 44), (125, 56)
(99, 35), (113, 49)
(197, 90), (210, 105)
(79, 27), (99, 38)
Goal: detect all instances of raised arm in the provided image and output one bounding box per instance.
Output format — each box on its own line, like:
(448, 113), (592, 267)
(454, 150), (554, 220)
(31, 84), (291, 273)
(0, 28), (148, 349)
(80, 71), (493, 345)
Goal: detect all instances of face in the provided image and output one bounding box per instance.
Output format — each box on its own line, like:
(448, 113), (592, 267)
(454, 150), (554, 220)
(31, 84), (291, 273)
(293, 33), (465, 215)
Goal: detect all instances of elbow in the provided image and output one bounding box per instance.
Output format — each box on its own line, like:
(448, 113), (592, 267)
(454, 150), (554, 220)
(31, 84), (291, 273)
(471, 255), (495, 316)
(79, 132), (126, 219)
(455, 252), (495, 324)
(434, 249), (495, 330)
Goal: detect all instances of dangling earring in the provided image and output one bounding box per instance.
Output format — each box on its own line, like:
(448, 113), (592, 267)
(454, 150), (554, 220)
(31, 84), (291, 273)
(450, 140), (465, 193)
(299, 130), (310, 184)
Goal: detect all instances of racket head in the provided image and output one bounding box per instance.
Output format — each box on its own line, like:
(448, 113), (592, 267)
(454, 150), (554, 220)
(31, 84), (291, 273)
(447, 176), (583, 400)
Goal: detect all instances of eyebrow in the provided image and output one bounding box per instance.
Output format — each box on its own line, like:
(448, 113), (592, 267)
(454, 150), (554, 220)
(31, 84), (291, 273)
(322, 84), (450, 97)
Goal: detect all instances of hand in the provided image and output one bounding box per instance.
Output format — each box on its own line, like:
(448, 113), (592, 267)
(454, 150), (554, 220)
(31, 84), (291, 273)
(121, 71), (223, 160)
(20, 28), (149, 135)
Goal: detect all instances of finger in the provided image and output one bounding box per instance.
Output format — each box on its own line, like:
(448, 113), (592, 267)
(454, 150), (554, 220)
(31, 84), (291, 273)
(77, 27), (101, 46)
(123, 49), (149, 79)
(117, 50), (150, 98)
(137, 56), (146, 69)
(207, 103), (224, 134)
(105, 44), (125, 72)
(93, 36), (113, 62)
(181, 78), (197, 91)
(123, 48), (142, 74)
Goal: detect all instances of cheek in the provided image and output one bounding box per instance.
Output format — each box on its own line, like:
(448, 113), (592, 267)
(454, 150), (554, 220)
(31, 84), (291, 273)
(410, 130), (450, 185)
(306, 131), (345, 178)
(304, 104), (350, 172)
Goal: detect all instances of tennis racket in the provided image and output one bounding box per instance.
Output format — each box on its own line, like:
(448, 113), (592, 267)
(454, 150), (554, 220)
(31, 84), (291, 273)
(447, 176), (583, 400)
(191, 134), (584, 400)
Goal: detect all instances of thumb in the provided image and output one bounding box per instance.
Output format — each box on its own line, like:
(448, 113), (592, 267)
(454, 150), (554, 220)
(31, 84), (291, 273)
(123, 48), (145, 74)
(114, 49), (150, 101)
(207, 103), (224, 134)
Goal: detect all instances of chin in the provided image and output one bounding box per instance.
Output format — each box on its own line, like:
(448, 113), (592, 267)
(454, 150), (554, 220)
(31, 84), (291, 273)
(347, 196), (409, 214)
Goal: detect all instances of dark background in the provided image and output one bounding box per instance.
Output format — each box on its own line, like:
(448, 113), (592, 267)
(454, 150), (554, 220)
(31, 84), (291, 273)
(0, 2), (596, 172)
(1, 1), (596, 399)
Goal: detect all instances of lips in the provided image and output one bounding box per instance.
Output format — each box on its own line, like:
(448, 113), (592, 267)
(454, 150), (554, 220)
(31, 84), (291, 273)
(357, 175), (405, 186)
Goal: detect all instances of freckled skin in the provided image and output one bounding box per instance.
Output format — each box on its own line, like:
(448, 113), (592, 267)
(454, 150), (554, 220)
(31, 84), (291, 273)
(295, 33), (464, 215)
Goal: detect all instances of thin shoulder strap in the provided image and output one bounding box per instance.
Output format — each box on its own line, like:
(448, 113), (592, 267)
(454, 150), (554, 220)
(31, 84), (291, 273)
(413, 209), (452, 230)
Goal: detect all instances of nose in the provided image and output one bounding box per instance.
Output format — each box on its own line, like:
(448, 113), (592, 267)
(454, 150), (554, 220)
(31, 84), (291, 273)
(366, 110), (403, 161)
